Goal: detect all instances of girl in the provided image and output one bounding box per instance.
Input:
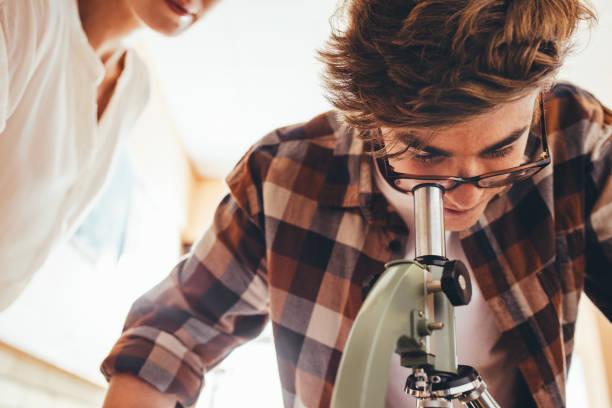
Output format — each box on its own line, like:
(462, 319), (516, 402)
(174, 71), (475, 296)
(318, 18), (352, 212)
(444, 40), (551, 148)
(0, 0), (218, 310)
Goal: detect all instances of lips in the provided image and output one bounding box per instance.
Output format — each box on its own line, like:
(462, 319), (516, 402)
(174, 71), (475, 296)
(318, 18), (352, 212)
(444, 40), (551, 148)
(164, 0), (196, 16)
(444, 205), (477, 217)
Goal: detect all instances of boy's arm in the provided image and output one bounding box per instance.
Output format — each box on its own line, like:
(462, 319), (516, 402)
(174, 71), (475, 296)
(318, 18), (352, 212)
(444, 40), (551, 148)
(101, 146), (272, 406)
(103, 374), (178, 408)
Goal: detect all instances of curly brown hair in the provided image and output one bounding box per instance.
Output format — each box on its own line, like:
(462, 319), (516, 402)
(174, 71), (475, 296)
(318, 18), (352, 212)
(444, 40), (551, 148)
(319, 0), (595, 131)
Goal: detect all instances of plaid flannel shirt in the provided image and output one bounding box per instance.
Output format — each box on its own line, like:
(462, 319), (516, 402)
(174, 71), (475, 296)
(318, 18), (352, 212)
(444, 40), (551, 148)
(102, 83), (612, 408)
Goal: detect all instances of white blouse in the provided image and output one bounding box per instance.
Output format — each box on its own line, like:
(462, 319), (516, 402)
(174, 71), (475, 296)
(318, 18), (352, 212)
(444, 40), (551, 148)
(0, 0), (150, 310)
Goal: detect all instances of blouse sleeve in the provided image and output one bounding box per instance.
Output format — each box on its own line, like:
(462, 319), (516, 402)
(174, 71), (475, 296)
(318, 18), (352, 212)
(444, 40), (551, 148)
(0, 0), (55, 134)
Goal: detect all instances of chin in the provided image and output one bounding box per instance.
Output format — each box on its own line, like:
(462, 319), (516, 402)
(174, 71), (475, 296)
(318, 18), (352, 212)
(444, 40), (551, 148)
(443, 196), (498, 232)
(139, 13), (192, 35)
(147, 22), (190, 36)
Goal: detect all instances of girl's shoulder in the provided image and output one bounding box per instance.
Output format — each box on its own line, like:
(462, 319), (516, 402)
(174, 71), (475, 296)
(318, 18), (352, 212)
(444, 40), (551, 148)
(1, 0), (69, 56)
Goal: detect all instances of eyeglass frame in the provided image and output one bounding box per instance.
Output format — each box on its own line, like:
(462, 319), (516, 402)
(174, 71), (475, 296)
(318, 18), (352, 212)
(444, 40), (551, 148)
(377, 95), (551, 193)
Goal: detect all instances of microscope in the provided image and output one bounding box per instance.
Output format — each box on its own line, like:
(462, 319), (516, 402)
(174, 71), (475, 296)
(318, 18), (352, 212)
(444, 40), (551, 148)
(330, 183), (501, 408)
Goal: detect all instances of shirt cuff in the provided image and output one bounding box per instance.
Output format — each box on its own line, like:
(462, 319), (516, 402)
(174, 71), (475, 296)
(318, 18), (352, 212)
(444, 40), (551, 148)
(101, 326), (204, 407)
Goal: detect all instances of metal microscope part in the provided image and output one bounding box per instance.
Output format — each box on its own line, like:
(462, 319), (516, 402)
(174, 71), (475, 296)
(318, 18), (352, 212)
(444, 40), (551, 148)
(406, 366), (501, 408)
(413, 184), (446, 258)
(417, 399), (453, 408)
(441, 260), (472, 306)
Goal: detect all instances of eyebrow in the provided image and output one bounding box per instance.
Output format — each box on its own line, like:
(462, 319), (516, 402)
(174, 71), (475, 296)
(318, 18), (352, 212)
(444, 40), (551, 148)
(397, 125), (530, 156)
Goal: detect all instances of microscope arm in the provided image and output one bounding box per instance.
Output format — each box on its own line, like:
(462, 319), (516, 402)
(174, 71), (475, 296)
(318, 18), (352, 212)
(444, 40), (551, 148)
(331, 260), (434, 408)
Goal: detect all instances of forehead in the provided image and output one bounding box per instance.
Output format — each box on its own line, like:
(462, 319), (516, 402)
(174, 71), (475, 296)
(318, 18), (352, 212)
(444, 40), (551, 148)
(382, 91), (540, 150)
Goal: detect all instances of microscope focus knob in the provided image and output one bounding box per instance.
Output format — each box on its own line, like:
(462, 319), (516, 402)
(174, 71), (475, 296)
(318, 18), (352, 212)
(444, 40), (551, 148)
(441, 260), (472, 306)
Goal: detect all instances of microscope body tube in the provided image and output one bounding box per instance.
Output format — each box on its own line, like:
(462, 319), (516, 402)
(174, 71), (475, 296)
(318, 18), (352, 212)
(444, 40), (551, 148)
(413, 185), (446, 259)
(407, 184), (458, 375)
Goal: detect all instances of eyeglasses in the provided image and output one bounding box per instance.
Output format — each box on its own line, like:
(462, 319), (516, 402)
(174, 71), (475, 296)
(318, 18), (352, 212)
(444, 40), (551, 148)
(378, 96), (550, 193)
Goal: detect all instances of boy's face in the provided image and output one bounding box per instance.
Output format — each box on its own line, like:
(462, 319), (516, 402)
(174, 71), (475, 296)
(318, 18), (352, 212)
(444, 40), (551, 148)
(127, 0), (218, 36)
(382, 90), (540, 232)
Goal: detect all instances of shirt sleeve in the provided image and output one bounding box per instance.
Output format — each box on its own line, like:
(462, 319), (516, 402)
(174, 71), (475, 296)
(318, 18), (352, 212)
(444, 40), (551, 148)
(101, 149), (270, 406)
(583, 95), (612, 322)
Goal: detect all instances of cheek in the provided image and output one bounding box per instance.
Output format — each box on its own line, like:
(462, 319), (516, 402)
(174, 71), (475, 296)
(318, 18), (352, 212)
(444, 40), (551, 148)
(201, 0), (220, 9)
(505, 147), (527, 166)
(193, 0), (219, 20)
(478, 187), (505, 205)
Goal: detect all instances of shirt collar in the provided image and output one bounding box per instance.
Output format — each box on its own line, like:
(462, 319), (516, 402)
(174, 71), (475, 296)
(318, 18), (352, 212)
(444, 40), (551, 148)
(316, 114), (405, 228)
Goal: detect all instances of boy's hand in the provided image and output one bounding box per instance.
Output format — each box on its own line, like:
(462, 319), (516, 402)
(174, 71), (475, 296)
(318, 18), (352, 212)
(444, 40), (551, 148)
(103, 373), (177, 407)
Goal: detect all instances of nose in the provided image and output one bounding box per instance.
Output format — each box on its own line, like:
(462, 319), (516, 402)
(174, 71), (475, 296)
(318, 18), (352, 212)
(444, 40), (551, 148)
(446, 159), (486, 210)
(446, 183), (484, 210)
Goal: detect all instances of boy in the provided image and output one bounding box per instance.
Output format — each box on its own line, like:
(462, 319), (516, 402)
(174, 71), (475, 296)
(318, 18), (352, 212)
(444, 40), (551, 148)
(102, 0), (611, 406)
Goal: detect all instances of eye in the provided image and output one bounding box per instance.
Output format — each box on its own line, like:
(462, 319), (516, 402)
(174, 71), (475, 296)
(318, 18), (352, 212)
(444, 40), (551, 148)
(482, 145), (513, 159)
(411, 152), (436, 163)
(403, 147), (445, 164)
